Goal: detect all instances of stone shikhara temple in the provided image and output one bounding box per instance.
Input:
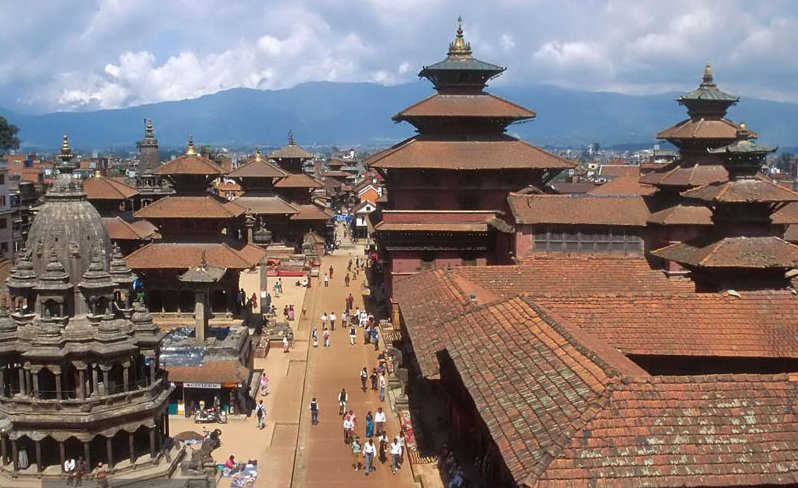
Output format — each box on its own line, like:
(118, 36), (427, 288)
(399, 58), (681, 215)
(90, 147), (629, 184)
(0, 148), (194, 481)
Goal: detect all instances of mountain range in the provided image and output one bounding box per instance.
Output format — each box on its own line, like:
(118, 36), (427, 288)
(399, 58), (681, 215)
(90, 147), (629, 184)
(2, 81), (797, 151)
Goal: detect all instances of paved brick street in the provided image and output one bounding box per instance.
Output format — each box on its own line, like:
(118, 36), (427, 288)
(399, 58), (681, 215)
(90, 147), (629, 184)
(170, 231), (418, 487)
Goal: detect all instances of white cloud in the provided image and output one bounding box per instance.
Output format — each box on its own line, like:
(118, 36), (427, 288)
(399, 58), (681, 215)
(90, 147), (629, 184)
(1, 0), (797, 111)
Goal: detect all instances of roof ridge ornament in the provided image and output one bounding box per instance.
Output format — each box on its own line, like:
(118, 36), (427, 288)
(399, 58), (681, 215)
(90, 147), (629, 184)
(185, 135), (197, 156)
(288, 130), (295, 145)
(702, 62), (714, 86)
(255, 147), (262, 162)
(448, 16), (473, 59)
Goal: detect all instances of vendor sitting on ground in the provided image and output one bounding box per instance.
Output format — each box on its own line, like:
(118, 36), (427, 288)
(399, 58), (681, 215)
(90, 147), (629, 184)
(224, 455), (236, 470)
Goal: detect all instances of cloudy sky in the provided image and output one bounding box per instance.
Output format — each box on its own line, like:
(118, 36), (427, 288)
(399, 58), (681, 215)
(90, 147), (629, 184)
(2, 0), (797, 113)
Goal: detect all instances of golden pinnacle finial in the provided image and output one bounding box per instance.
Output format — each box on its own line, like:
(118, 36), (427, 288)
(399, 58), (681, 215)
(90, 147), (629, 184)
(288, 130), (295, 145)
(448, 16), (472, 58)
(702, 62), (713, 85)
(185, 134), (197, 156)
(58, 134), (74, 162)
(255, 147), (262, 162)
(737, 121), (753, 143)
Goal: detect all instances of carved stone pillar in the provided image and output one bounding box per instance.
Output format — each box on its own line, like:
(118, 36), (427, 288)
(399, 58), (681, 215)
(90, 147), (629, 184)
(149, 428), (156, 460)
(149, 359), (156, 385)
(92, 366), (99, 398)
(0, 366), (5, 398)
(1, 434), (7, 466)
(59, 441), (66, 472)
(122, 361), (130, 393)
(78, 368), (86, 401)
(11, 439), (17, 472)
(129, 432), (136, 464)
(34, 440), (41, 472)
(30, 368), (40, 399)
(100, 365), (111, 396)
(106, 436), (114, 471)
(83, 442), (91, 469)
(17, 367), (25, 396)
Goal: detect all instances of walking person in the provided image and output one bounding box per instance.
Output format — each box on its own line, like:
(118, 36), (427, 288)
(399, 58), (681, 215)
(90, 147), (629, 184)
(375, 407), (386, 436)
(363, 438), (376, 475)
(338, 388), (348, 415)
(250, 292), (258, 311)
(93, 463), (109, 488)
(365, 411), (375, 438)
(343, 415), (354, 444)
(390, 437), (402, 473)
(312, 327), (318, 348)
(360, 367), (368, 392)
(379, 373), (387, 402)
(349, 325), (357, 345)
(283, 334), (290, 353)
(379, 431), (389, 464)
(347, 293), (354, 311)
(329, 311), (336, 331)
(309, 397), (319, 425)
(373, 327), (380, 351)
(324, 273), (329, 287)
(323, 327), (330, 347)
(255, 400), (266, 429)
(351, 437), (362, 471)
(320, 312), (328, 329)
(344, 273), (350, 287)
(74, 456), (85, 486)
(329, 265), (334, 279)
(370, 368), (378, 391)
(348, 258), (352, 272)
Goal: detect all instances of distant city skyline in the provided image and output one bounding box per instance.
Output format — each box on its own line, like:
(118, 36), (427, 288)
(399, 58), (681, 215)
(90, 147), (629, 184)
(2, 0), (797, 113)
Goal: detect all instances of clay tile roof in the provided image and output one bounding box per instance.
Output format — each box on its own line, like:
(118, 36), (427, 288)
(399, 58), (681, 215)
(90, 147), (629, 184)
(365, 135), (573, 170)
(681, 177), (798, 203)
(83, 176), (139, 200)
(534, 291), (798, 358)
(321, 170), (349, 178)
(103, 217), (159, 241)
(652, 235), (798, 268)
(534, 374), (798, 487)
(376, 210), (497, 233)
(274, 173), (323, 189)
(289, 204), (333, 221)
(507, 194), (649, 226)
(597, 165), (640, 178)
(444, 296), (646, 485)
(647, 202), (714, 225)
(269, 144), (313, 160)
(394, 93), (536, 120)
(327, 159), (345, 168)
(227, 160), (287, 179)
(640, 161), (728, 188)
(786, 224), (798, 243)
(656, 117), (740, 141)
(165, 359), (250, 384)
(134, 196), (246, 219)
(549, 182), (598, 194)
(773, 202), (798, 225)
(233, 196), (299, 215)
(587, 176), (656, 196)
(154, 154), (227, 176)
(125, 242), (264, 270)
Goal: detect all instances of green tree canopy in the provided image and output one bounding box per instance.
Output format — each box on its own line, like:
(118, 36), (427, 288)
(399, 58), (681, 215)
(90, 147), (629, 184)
(0, 116), (20, 153)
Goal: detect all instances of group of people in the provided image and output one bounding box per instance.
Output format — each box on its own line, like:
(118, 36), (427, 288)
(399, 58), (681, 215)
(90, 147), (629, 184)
(63, 458), (108, 487)
(346, 411), (406, 475)
(359, 365), (388, 402)
(238, 288), (259, 312)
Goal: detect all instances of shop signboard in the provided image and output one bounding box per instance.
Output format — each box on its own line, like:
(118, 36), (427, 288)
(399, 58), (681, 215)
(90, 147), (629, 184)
(184, 382), (221, 389)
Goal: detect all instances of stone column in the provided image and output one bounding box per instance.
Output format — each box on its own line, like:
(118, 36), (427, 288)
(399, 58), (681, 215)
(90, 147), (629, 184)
(149, 359), (156, 385)
(100, 365), (111, 396)
(30, 368), (39, 399)
(17, 367), (25, 396)
(78, 367), (86, 401)
(1, 434), (7, 466)
(106, 436), (114, 471)
(54, 368), (62, 400)
(0, 366), (5, 397)
(59, 441), (66, 472)
(11, 439), (17, 472)
(92, 366), (99, 398)
(83, 442), (91, 469)
(123, 363), (130, 393)
(149, 428), (156, 460)
(34, 440), (41, 472)
(194, 290), (207, 343)
(129, 432), (136, 465)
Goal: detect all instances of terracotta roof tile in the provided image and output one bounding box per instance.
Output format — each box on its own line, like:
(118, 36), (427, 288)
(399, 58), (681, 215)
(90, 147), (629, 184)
(394, 93), (536, 120)
(125, 242), (264, 270)
(234, 196), (299, 215)
(682, 177), (798, 203)
(154, 154), (227, 176)
(640, 159), (728, 188)
(773, 202), (798, 225)
(269, 143), (313, 160)
(534, 374), (798, 487)
(587, 176), (656, 196)
(83, 176), (139, 200)
(289, 204), (333, 221)
(274, 173), (323, 188)
(508, 194), (649, 226)
(549, 182), (598, 194)
(534, 291), (798, 358)
(365, 135), (573, 170)
(227, 159), (287, 179)
(652, 235), (798, 268)
(597, 165), (640, 178)
(166, 359), (250, 384)
(786, 224), (798, 243)
(656, 117), (740, 141)
(134, 196), (246, 219)
(103, 217), (159, 241)
(647, 202), (714, 225)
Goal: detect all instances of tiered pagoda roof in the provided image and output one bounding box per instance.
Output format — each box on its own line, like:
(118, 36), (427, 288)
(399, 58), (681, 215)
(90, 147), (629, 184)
(154, 136), (227, 177)
(228, 149), (287, 179)
(274, 173), (324, 188)
(269, 131), (313, 161)
(83, 175), (139, 201)
(134, 195), (246, 219)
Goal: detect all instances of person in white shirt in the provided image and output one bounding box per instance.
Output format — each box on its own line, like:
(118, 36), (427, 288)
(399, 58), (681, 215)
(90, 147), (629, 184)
(329, 311), (336, 331)
(374, 407), (386, 436)
(390, 438), (402, 473)
(343, 416), (354, 444)
(64, 457), (76, 485)
(363, 438), (376, 475)
(321, 313), (328, 328)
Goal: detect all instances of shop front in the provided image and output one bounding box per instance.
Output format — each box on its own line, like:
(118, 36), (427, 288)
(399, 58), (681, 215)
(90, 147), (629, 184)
(165, 359), (254, 416)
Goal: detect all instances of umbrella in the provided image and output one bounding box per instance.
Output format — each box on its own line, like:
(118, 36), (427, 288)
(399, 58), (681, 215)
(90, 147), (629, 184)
(173, 431), (204, 442)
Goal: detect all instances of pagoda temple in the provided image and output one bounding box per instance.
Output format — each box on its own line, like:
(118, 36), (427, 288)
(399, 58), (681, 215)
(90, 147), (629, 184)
(652, 126), (798, 290)
(126, 137), (264, 315)
(643, 64), (744, 273)
(0, 136), (185, 480)
(134, 120), (174, 206)
(367, 19), (573, 302)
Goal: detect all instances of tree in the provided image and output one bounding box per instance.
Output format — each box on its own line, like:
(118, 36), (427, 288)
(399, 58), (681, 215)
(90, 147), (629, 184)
(0, 116), (20, 153)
